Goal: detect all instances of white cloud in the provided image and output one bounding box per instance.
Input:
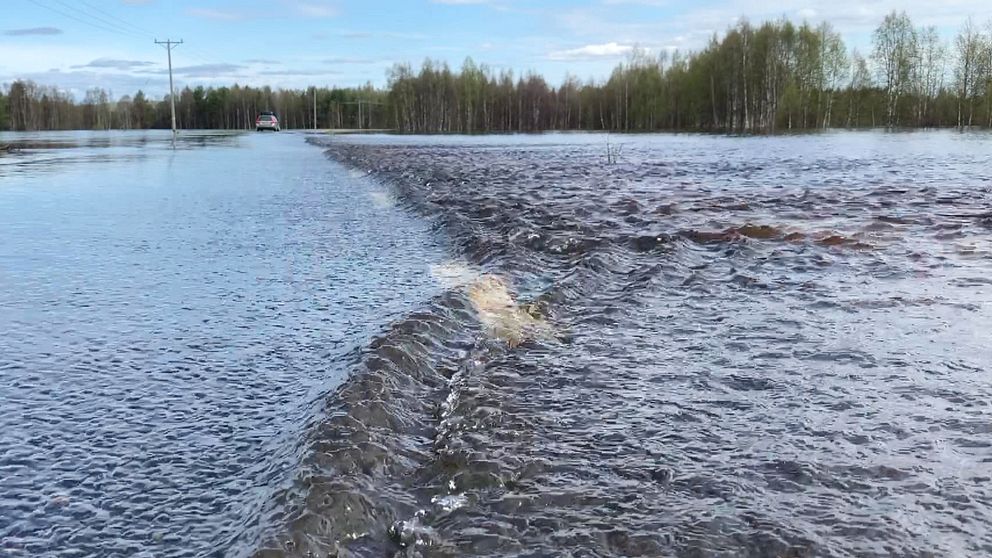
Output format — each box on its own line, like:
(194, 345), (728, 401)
(548, 42), (634, 60)
(168, 63), (246, 77)
(552, 0), (992, 57)
(262, 68), (341, 76)
(0, 44), (123, 73)
(0, 69), (158, 100)
(71, 58), (156, 70)
(4, 27), (63, 36)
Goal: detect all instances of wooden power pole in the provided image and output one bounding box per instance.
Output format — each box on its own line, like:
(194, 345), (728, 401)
(155, 39), (183, 144)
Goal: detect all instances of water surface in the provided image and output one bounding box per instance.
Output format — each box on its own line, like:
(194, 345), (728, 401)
(0, 130), (447, 556)
(271, 130), (992, 557)
(3, 130), (991, 558)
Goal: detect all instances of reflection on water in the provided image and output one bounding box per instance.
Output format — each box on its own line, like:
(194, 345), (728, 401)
(254, 131), (992, 557)
(0, 130), (242, 175)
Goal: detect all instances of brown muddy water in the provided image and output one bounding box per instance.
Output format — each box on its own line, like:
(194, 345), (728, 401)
(3, 131), (992, 558)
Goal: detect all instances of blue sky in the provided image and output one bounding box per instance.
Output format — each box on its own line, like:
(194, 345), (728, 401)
(3, 0), (991, 100)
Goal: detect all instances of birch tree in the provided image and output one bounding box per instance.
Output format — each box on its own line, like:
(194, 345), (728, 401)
(954, 18), (984, 127)
(914, 26), (946, 126)
(873, 11), (917, 127)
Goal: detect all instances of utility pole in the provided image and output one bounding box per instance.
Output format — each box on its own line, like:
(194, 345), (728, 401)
(340, 100), (383, 130)
(155, 39), (183, 144)
(312, 87), (317, 130)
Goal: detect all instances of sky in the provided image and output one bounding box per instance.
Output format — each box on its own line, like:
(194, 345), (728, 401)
(2, 0), (992, 100)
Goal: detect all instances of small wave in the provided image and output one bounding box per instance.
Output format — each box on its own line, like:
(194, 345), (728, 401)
(251, 291), (481, 556)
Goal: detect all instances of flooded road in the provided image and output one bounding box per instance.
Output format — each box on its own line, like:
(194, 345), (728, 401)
(2, 130), (992, 558)
(0, 131), (447, 556)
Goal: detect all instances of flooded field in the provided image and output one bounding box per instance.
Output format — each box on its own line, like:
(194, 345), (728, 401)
(2, 130), (992, 557)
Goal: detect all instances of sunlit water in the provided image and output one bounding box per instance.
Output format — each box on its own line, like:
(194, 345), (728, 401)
(3, 130), (992, 558)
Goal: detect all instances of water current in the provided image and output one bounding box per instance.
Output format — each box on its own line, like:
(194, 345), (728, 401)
(2, 130), (991, 558)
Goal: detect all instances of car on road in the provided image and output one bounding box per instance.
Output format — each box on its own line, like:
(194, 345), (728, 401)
(255, 111), (280, 132)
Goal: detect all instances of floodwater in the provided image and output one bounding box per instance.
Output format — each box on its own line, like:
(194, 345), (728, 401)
(2, 130), (991, 558)
(0, 131), (447, 556)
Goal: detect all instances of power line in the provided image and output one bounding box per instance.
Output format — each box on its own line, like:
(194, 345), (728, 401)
(52, 0), (148, 39)
(75, 0), (157, 37)
(69, 1), (225, 68)
(26, 0), (143, 39)
(27, 0), (239, 103)
(181, 48), (219, 66)
(27, 0), (224, 81)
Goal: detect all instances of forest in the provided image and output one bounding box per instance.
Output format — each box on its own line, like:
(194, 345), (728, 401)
(2, 11), (992, 133)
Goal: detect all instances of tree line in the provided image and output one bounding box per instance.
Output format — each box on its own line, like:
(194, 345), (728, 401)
(0, 80), (387, 132)
(2, 11), (992, 134)
(387, 13), (992, 132)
